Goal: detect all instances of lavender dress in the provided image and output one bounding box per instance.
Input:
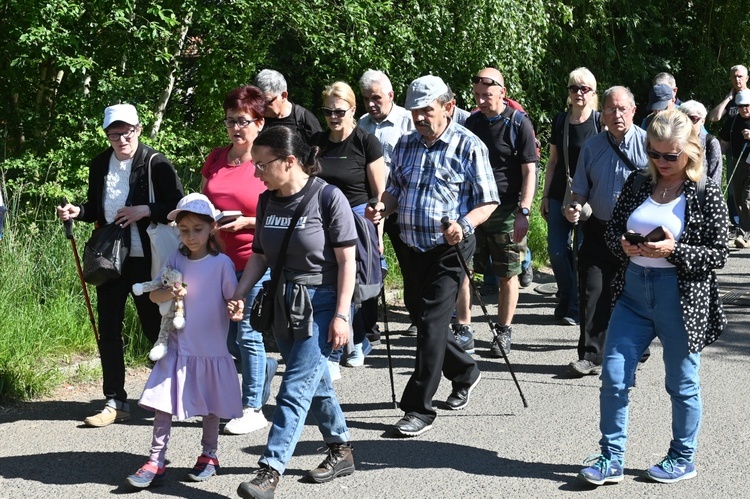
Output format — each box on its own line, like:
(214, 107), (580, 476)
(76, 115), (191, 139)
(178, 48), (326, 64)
(138, 251), (243, 420)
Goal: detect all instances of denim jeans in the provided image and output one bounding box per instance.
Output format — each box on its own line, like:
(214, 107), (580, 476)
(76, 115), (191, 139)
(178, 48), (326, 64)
(546, 198), (580, 318)
(227, 268), (270, 408)
(260, 285), (350, 474)
(599, 263), (701, 464)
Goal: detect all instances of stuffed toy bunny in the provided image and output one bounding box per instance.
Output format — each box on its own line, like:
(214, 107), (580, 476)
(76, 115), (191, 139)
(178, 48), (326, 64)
(132, 266), (186, 361)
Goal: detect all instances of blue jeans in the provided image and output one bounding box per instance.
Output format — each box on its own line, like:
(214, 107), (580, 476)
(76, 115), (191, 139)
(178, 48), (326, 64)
(260, 285), (350, 474)
(599, 263), (701, 464)
(546, 198), (580, 318)
(227, 268), (270, 408)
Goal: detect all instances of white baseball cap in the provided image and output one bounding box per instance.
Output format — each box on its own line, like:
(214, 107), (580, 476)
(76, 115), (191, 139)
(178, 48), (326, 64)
(168, 193), (219, 221)
(102, 104), (139, 129)
(735, 89), (750, 106)
(404, 75), (449, 110)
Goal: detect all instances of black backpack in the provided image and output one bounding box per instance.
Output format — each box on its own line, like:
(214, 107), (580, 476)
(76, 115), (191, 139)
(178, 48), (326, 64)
(320, 184), (383, 304)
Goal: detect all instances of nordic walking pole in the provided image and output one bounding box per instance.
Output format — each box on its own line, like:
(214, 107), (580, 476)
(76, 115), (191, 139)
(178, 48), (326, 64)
(441, 217), (528, 408)
(60, 197), (99, 343)
(369, 197), (398, 409)
(723, 142), (748, 198)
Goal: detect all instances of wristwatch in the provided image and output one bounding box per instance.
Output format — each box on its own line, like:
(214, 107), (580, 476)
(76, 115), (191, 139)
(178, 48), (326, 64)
(519, 206), (531, 217)
(334, 313), (349, 322)
(458, 217), (474, 238)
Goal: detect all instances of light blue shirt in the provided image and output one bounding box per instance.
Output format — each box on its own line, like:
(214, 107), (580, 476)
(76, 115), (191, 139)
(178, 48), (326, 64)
(572, 125), (648, 221)
(359, 103), (414, 171)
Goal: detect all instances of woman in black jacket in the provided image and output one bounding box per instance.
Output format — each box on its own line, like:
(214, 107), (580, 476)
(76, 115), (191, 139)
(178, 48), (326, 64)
(57, 104), (184, 427)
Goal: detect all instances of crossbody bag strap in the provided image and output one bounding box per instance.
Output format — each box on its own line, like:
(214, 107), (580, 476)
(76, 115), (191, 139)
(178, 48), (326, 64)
(606, 132), (638, 172)
(147, 152), (158, 204)
(266, 177), (322, 296)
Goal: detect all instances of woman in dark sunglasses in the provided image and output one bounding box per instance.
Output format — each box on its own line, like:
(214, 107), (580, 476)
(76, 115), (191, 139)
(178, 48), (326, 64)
(310, 81), (385, 376)
(578, 109), (728, 486)
(540, 67), (601, 326)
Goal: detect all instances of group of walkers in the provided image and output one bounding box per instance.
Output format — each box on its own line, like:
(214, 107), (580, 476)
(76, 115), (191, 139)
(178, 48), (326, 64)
(54, 61), (739, 496)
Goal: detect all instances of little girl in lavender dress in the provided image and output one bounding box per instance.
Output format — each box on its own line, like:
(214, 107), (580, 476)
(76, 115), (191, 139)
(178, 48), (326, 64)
(127, 193), (242, 489)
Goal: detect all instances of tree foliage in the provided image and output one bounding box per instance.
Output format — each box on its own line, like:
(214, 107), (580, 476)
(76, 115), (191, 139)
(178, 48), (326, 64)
(2, 0), (750, 208)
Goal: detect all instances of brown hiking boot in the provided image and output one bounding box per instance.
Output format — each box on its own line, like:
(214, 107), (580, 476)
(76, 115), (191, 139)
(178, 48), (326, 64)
(306, 443), (355, 483)
(237, 465), (279, 499)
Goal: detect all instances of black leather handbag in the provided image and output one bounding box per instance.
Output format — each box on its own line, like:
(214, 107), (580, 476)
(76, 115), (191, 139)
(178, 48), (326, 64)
(82, 223), (129, 286)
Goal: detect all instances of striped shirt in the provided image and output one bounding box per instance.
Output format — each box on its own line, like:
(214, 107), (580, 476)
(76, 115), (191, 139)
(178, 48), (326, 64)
(572, 125), (648, 221)
(387, 120), (499, 251)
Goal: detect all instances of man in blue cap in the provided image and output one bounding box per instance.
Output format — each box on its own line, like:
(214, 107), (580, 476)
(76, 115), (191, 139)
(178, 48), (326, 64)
(640, 83), (676, 130)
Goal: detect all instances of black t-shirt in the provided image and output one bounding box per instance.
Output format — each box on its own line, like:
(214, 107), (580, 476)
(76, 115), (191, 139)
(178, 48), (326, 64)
(720, 114), (750, 162)
(264, 103), (323, 143)
(465, 106), (538, 204)
(548, 111), (601, 201)
(312, 126), (384, 207)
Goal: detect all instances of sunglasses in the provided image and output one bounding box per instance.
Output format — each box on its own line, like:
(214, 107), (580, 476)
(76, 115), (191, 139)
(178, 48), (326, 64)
(223, 117), (257, 128)
(647, 149), (684, 162)
(568, 85), (593, 94)
(687, 115), (702, 124)
(322, 108), (349, 118)
(471, 76), (503, 87)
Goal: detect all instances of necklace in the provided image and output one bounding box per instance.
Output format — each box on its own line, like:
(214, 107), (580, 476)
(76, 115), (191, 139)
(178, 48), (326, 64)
(658, 184), (680, 199)
(228, 148), (250, 166)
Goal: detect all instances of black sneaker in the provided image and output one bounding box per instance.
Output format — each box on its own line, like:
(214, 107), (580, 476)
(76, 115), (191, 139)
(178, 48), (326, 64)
(519, 265), (533, 288)
(306, 443), (355, 483)
(237, 465), (279, 499)
(489, 326), (512, 357)
(394, 414), (433, 437)
(569, 359), (601, 376)
(450, 324), (475, 354)
(446, 373), (481, 410)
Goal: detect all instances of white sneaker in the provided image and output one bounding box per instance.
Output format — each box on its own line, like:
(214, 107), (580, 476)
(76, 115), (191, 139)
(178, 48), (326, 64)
(327, 360), (342, 381)
(224, 407), (268, 435)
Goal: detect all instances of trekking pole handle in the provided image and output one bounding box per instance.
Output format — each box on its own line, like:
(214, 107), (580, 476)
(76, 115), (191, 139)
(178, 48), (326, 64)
(60, 197), (74, 239)
(368, 197), (380, 209)
(440, 216), (450, 230)
(569, 202), (580, 227)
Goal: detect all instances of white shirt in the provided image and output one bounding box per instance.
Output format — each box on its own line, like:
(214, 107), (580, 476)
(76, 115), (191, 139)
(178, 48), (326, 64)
(104, 153), (144, 256)
(359, 103), (414, 172)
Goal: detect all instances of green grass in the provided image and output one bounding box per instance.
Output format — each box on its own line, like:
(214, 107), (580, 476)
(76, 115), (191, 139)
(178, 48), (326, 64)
(0, 194), (149, 402)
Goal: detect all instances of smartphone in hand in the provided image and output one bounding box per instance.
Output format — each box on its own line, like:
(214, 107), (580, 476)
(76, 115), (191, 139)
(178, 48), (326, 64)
(623, 226), (666, 244)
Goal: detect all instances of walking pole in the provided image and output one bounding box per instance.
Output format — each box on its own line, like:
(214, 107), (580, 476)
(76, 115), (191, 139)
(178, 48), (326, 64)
(441, 217), (529, 408)
(723, 142), (748, 198)
(60, 197), (99, 343)
(369, 198), (398, 409)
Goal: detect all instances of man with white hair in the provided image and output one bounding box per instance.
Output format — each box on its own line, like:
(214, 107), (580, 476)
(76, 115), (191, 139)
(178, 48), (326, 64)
(253, 69), (322, 142)
(720, 89), (750, 247)
(708, 64), (749, 122)
(678, 100), (722, 185)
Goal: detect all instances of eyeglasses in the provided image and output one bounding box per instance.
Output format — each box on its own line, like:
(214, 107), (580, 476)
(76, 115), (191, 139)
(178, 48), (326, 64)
(322, 108), (349, 118)
(603, 106), (632, 115)
(223, 117), (257, 128)
(687, 115), (702, 124)
(471, 76), (504, 87)
(568, 85), (593, 94)
(106, 129), (136, 141)
(647, 149), (684, 162)
(254, 156), (285, 172)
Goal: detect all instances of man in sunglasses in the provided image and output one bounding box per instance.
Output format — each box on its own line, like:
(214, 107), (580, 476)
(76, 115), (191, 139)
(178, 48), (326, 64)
(464, 67), (539, 356)
(719, 89), (750, 248)
(367, 75), (499, 437)
(253, 69), (322, 142)
(564, 86), (649, 376)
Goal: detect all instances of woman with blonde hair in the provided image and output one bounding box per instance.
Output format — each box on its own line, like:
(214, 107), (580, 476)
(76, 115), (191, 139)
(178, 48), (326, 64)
(310, 81), (385, 376)
(541, 67), (601, 328)
(578, 109), (728, 486)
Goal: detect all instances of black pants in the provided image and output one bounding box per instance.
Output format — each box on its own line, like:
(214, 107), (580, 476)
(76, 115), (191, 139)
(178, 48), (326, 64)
(96, 256), (160, 402)
(385, 213), (417, 325)
(399, 237), (480, 423)
(577, 218), (620, 364)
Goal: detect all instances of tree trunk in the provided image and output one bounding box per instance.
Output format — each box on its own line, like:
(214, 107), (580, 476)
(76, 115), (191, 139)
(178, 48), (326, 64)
(150, 9), (193, 139)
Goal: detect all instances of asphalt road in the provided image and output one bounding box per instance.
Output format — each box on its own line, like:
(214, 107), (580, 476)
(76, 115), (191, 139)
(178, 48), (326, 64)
(1, 249), (749, 499)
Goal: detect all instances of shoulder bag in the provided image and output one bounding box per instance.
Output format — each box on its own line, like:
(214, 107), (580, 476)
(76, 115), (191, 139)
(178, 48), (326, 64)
(83, 222), (130, 286)
(560, 111), (592, 220)
(145, 153), (181, 278)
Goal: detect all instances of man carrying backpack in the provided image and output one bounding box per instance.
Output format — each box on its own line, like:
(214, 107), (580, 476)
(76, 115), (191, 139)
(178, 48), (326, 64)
(367, 75), (499, 437)
(465, 68), (539, 356)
